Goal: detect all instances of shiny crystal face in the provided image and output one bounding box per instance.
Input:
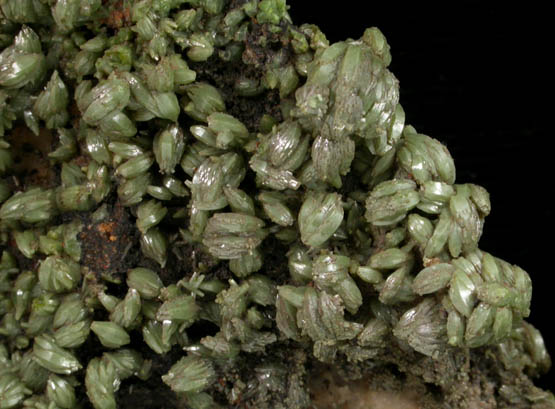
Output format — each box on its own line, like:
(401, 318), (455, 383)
(0, 1), (552, 408)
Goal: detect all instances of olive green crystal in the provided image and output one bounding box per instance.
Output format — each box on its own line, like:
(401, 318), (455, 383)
(0, 1), (552, 408)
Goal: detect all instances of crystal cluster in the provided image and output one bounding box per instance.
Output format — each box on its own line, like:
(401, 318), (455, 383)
(0, 1), (552, 408)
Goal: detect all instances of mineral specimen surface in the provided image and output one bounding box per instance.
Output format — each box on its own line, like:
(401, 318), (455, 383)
(0, 1), (552, 408)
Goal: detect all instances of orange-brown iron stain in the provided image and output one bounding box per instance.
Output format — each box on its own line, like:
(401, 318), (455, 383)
(102, 0), (132, 29)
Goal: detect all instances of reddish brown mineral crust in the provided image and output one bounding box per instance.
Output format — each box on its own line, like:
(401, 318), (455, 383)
(102, 0), (132, 29)
(79, 203), (138, 278)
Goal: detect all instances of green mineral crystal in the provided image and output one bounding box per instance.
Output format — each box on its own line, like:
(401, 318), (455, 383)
(0, 1), (552, 409)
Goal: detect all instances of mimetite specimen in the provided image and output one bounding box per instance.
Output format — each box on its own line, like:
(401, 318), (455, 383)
(0, 1), (552, 408)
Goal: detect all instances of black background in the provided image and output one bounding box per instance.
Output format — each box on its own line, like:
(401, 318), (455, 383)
(289, 2), (554, 390)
